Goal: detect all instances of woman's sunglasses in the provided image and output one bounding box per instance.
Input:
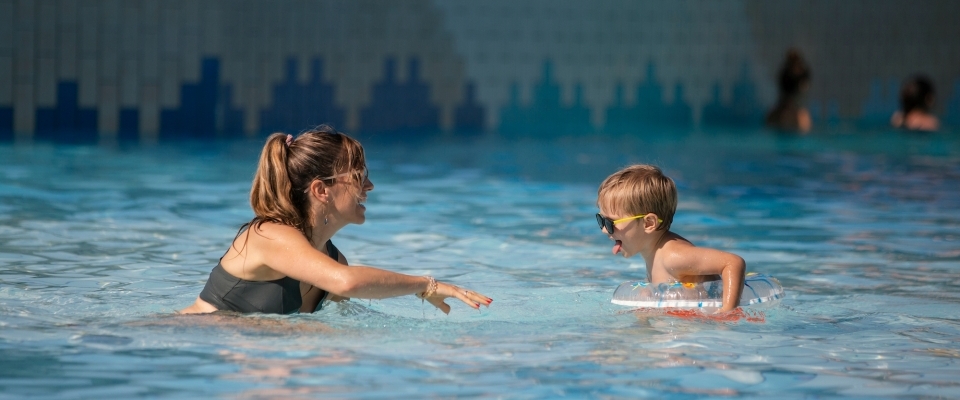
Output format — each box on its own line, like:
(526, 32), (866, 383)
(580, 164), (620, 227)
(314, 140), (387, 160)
(322, 168), (369, 182)
(595, 213), (661, 233)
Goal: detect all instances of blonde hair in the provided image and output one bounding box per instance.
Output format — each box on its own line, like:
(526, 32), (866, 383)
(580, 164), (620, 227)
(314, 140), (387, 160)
(597, 164), (676, 231)
(248, 124), (366, 239)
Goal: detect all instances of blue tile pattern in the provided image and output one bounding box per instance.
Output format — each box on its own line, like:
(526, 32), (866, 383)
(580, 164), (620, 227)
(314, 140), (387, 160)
(605, 62), (693, 134)
(499, 61), (592, 137)
(453, 82), (485, 134)
(0, 107), (11, 141)
(118, 108), (139, 141)
(34, 82), (99, 143)
(360, 58), (440, 135)
(261, 58), (345, 135)
(859, 79), (900, 127)
(944, 80), (960, 127)
(160, 58), (244, 139)
(701, 63), (763, 127)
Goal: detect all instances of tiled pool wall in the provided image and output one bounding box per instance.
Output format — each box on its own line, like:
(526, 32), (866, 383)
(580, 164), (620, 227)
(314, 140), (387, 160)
(1, 0), (959, 142)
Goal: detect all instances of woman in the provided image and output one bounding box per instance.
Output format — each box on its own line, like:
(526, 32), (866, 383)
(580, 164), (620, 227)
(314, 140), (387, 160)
(890, 74), (939, 132)
(765, 49), (812, 133)
(181, 125), (492, 314)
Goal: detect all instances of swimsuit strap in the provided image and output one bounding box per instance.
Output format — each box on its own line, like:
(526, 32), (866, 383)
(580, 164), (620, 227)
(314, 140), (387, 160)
(304, 239), (339, 313)
(325, 240), (338, 259)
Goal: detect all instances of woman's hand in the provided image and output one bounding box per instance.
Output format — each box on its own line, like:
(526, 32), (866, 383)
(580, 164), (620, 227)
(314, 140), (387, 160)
(421, 281), (492, 314)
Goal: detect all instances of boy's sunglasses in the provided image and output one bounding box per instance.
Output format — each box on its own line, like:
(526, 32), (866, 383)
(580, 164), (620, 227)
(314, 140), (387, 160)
(595, 213), (661, 233)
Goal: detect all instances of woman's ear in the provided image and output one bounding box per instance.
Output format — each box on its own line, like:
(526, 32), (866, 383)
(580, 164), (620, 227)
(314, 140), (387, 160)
(308, 180), (330, 203)
(643, 213), (661, 232)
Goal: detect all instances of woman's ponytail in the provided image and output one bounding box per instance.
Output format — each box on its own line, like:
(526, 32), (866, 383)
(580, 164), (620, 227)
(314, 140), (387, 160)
(249, 133), (304, 233)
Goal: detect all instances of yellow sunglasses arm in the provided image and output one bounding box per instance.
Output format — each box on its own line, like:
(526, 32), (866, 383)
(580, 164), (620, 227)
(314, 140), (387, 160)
(611, 214), (663, 224)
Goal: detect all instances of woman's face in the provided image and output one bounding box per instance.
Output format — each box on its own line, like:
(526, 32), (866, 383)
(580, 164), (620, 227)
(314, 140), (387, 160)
(330, 168), (374, 226)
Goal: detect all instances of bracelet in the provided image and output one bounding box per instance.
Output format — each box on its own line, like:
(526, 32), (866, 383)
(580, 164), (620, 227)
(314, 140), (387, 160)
(416, 276), (437, 299)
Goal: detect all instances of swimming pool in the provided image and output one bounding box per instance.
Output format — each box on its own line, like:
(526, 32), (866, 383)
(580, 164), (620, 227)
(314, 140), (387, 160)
(2, 127), (959, 398)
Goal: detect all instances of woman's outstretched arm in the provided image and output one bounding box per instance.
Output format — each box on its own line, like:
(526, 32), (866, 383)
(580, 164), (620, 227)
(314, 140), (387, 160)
(252, 223), (491, 313)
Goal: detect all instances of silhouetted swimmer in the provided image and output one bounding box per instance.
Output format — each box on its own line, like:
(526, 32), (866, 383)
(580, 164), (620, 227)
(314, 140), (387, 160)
(765, 49), (812, 133)
(891, 74), (939, 132)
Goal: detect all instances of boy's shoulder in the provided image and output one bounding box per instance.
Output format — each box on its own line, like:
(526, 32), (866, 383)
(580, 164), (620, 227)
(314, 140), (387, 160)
(660, 231), (694, 249)
(656, 232), (697, 262)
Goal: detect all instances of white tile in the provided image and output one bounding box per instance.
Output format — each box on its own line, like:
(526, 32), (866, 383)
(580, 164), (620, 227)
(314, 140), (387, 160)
(0, 1), (12, 53)
(179, 0), (199, 81)
(139, 83), (158, 137)
(119, 58), (138, 106)
(78, 58), (97, 106)
(78, 1), (97, 56)
(158, 59), (178, 107)
(37, 0), (56, 57)
(0, 55), (12, 103)
(119, 3), (139, 55)
(56, 0), (76, 79)
(14, 0), (34, 83)
(35, 57), (55, 105)
(14, 82), (34, 132)
(199, 0), (222, 55)
(98, 83), (117, 134)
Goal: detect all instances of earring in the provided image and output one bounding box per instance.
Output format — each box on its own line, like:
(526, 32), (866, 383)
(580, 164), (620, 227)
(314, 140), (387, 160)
(324, 216), (328, 225)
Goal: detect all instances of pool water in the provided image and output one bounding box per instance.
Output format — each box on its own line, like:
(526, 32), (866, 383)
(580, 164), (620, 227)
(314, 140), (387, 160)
(2, 128), (959, 398)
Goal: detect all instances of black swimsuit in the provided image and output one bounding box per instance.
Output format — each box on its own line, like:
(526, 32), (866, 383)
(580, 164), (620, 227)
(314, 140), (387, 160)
(198, 240), (338, 314)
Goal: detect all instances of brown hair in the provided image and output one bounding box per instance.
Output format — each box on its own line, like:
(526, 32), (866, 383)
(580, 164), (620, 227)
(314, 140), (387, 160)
(247, 124), (366, 239)
(899, 74), (935, 114)
(597, 164), (676, 231)
(777, 48), (810, 97)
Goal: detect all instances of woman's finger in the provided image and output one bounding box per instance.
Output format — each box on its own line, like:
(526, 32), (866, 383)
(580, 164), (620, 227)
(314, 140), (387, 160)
(460, 288), (493, 307)
(427, 297), (451, 314)
(432, 282), (492, 310)
(449, 288), (484, 309)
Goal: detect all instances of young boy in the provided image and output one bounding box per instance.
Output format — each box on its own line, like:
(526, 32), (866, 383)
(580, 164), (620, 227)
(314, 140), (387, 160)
(596, 164), (746, 313)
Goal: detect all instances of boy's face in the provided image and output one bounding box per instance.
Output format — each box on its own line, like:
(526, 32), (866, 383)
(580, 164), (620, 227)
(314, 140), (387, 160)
(597, 206), (646, 258)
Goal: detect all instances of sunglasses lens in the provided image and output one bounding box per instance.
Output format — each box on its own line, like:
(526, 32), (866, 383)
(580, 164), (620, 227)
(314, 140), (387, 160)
(596, 214), (614, 233)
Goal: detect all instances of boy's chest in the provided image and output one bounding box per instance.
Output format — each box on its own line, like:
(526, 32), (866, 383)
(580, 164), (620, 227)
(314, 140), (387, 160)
(648, 264), (718, 284)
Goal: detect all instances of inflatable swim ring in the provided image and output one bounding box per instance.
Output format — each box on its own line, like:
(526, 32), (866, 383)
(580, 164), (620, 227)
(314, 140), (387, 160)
(611, 273), (784, 309)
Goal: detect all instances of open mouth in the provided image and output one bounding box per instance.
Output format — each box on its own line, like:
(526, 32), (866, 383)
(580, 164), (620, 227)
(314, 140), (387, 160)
(612, 240), (623, 255)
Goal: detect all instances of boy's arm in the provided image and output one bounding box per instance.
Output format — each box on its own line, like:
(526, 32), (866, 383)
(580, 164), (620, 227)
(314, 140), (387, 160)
(663, 246), (746, 312)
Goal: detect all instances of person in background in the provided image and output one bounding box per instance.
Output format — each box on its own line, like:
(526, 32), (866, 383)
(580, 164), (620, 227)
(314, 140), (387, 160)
(891, 74), (940, 132)
(765, 48), (812, 133)
(180, 125), (492, 315)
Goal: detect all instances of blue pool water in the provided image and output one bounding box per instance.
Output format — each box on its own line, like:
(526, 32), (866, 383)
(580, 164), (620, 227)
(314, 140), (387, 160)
(2, 128), (960, 398)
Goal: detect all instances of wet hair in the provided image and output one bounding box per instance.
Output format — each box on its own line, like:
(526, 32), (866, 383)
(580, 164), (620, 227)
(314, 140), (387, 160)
(899, 74), (935, 114)
(247, 124), (366, 239)
(777, 49), (810, 97)
(597, 164), (676, 231)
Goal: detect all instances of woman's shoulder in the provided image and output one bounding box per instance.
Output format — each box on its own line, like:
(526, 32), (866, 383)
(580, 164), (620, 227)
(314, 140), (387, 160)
(242, 221), (310, 247)
(906, 112), (940, 131)
(226, 221), (309, 262)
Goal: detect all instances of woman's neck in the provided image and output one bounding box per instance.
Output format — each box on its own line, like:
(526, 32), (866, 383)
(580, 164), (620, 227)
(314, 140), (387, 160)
(307, 224), (337, 249)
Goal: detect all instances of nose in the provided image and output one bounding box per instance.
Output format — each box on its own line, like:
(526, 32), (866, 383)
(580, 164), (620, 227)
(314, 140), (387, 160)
(363, 176), (374, 191)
